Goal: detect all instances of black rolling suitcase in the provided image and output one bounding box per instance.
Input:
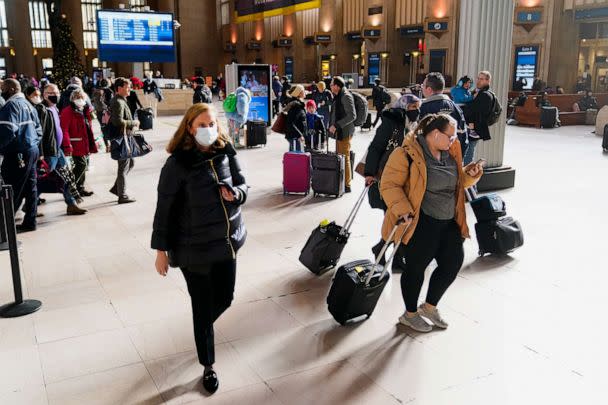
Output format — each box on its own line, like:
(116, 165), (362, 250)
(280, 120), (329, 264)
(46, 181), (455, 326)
(360, 113), (373, 131)
(246, 120), (267, 148)
(466, 188), (524, 256)
(299, 186), (369, 274)
(327, 218), (411, 325)
(540, 106), (558, 128)
(603, 124), (608, 152)
(136, 108), (154, 130)
(311, 152), (345, 197)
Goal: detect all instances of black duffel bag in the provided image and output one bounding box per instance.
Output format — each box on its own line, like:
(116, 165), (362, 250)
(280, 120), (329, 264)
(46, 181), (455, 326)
(110, 131), (152, 161)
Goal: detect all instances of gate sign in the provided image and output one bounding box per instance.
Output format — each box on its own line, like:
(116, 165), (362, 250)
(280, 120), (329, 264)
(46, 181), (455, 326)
(235, 0), (320, 23)
(513, 45), (539, 90)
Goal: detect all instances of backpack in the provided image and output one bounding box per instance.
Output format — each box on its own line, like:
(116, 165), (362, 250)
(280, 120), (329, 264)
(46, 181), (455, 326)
(223, 93), (237, 113)
(486, 91), (503, 126)
(381, 88), (392, 105)
(351, 91), (368, 127)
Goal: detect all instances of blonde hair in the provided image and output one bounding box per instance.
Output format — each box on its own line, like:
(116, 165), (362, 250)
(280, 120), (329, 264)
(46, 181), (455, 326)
(166, 103), (230, 153)
(317, 81), (326, 91)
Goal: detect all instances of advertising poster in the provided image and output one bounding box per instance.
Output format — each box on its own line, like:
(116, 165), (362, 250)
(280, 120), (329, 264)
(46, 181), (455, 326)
(235, 0), (320, 23)
(237, 65), (271, 125)
(513, 45), (539, 90)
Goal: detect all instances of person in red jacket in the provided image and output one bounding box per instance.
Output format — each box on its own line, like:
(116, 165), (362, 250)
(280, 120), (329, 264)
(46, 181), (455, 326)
(60, 88), (98, 196)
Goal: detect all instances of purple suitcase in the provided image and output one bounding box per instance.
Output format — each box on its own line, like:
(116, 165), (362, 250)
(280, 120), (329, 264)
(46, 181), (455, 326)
(283, 151), (311, 195)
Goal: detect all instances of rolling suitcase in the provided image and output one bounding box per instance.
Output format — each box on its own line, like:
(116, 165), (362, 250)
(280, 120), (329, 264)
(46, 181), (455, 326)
(475, 217), (524, 256)
(136, 108), (154, 130)
(311, 140), (345, 197)
(299, 186), (369, 274)
(327, 218), (411, 325)
(540, 106), (558, 128)
(283, 142), (311, 195)
(603, 124), (608, 152)
(246, 119), (267, 148)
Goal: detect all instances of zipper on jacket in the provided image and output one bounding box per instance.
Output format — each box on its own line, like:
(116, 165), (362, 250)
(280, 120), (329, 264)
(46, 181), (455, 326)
(210, 159), (236, 259)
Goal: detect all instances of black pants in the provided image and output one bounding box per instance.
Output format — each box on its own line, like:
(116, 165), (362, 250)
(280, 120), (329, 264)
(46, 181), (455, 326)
(181, 260), (236, 366)
(372, 105), (385, 127)
(0, 148), (39, 227)
(272, 99), (281, 116)
(72, 155), (88, 192)
(398, 211), (464, 313)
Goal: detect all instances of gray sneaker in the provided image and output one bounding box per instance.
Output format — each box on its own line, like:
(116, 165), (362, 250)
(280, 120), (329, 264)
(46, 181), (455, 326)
(418, 304), (449, 329)
(399, 313), (432, 333)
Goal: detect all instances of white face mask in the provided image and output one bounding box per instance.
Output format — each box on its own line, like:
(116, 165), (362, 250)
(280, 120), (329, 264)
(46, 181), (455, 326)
(195, 126), (218, 147)
(73, 99), (86, 109)
(30, 96), (42, 105)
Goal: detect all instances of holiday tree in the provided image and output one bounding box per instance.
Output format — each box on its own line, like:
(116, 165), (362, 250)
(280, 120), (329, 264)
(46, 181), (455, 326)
(45, 0), (85, 89)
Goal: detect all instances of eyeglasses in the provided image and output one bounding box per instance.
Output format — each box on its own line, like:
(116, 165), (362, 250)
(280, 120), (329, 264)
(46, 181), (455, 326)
(438, 131), (458, 143)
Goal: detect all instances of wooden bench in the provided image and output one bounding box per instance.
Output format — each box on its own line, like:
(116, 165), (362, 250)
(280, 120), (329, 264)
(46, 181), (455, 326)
(514, 93), (608, 126)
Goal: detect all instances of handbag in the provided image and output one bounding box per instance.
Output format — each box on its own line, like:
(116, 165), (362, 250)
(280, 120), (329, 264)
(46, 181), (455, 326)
(271, 112), (287, 134)
(110, 129), (152, 160)
(354, 150), (367, 177)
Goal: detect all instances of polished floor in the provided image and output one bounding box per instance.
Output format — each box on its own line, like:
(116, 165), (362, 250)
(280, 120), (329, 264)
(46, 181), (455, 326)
(0, 110), (606, 404)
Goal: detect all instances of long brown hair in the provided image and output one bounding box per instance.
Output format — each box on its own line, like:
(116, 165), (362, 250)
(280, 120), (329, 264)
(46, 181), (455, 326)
(166, 103), (230, 153)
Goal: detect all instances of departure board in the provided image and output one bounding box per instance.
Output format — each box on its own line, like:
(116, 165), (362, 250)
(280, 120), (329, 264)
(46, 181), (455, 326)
(97, 10), (175, 63)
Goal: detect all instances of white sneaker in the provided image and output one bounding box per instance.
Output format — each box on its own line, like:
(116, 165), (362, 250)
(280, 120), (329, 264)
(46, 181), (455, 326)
(399, 313), (432, 332)
(418, 304), (449, 329)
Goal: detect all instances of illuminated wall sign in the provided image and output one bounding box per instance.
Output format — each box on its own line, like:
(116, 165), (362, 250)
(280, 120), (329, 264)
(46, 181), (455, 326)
(315, 34), (332, 43)
(362, 28), (382, 38)
(400, 25), (424, 37)
(516, 10), (542, 23)
(575, 6), (608, 20)
(246, 41), (262, 50)
(235, 0), (321, 23)
(347, 32), (362, 41)
(513, 45), (539, 90)
(277, 37), (293, 47)
(368, 6), (382, 15)
(426, 21), (448, 32)
(224, 43), (236, 52)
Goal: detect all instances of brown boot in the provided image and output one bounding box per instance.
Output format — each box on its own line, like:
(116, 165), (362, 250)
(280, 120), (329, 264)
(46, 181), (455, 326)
(67, 204), (87, 216)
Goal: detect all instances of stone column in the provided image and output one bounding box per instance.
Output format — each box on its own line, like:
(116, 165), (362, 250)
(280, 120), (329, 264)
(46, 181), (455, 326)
(6, 0), (36, 76)
(456, 0), (516, 190)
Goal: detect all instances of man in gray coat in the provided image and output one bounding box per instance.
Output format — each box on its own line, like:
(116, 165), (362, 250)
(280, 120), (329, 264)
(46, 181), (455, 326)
(329, 76), (356, 193)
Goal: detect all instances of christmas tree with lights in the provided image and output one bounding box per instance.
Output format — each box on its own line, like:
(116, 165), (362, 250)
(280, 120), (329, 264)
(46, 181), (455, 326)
(46, 0), (85, 89)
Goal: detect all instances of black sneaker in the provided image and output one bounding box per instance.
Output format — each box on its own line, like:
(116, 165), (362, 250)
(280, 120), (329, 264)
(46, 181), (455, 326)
(345, 186), (352, 193)
(16, 223), (37, 233)
(80, 189), (94, 197)
(118, 197), (136, 204)
(202, 369), (219, 394)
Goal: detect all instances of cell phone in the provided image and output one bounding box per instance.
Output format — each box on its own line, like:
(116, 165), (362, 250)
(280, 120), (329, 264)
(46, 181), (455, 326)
(475, 158), (487, 167)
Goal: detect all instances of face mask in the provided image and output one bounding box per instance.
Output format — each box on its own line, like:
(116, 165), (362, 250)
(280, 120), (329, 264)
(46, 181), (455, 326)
(29, 96), (42, 105)
(406, 109), (420, 122)
(195, 126), (218, 147)
(73, 99), (86, 109)
(47, 95), (58, 105)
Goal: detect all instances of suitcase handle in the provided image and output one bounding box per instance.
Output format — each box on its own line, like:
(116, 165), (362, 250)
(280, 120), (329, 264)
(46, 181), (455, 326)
(341, 185), (371, 234)
(365, 216), (413, 286)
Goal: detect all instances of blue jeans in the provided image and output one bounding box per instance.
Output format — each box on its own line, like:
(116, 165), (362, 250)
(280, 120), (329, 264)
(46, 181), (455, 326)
(45, 150), (76, 206)
(463, 139), (478, 165)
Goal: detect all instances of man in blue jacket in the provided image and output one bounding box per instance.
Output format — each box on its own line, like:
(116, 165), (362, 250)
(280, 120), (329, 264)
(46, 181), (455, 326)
(0, 79), (43, 232)
(420, 72), (468, 156)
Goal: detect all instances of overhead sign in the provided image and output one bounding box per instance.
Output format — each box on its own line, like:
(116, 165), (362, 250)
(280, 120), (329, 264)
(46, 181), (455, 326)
(277, 37), (293, 47)
(400, 25), (424, 37)
(235, 0), (320, 23)
(513, 45), (539, 90)
(247, 41), (262, 50)
(575, 6), (608, 20)
(426, 21), (448, 32)
(368, 6), (383, 15)
(347, 32), (362, 41)
(362, 28), (382, 38)
(315, 33), (332, 43)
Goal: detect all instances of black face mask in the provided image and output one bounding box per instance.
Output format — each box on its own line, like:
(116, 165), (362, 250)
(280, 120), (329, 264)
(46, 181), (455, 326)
(47, 95), (58, 105)
(406, 109), (420, 122)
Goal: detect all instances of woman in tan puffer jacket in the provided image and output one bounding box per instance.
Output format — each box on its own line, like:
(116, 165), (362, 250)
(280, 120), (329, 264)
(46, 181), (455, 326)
(380, 114), (483, 333)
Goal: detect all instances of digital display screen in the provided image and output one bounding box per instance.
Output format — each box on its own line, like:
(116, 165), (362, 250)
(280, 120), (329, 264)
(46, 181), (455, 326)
(513, 45), (539, 90)
(97, 10), (175, 62)
(285, 56), (294, 81)
(237, 65), (271, 124)
(368, 53), (380, 85)
(516, 11), (542, 23)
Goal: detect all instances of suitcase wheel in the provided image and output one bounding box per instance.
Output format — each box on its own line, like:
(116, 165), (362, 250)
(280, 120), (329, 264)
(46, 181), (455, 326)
(478, 250), (484, 257)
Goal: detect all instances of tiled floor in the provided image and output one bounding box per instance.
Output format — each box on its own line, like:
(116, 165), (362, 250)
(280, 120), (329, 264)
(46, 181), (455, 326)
(0, 107), (606, 404)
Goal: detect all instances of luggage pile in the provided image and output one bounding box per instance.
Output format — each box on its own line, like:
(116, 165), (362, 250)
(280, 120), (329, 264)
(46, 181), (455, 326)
(468, 189), (524, 256)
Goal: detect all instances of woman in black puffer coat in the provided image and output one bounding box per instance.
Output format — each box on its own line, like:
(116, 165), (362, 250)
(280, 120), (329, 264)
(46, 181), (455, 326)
(151, 103), (248, 395)
(283, 84), (307, 151)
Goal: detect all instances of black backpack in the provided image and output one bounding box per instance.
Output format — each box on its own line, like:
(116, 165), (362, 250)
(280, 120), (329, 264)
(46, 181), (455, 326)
(381, 87), (392, 105)
(486, 91), (503, 126)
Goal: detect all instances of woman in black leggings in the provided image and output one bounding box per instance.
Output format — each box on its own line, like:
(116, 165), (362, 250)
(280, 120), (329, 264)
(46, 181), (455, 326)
(380, 114), (483, 332)
(152, 103), (248, 394)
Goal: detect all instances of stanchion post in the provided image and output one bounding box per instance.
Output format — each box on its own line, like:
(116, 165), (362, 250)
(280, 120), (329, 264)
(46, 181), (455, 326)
(0, 183), (42, 318)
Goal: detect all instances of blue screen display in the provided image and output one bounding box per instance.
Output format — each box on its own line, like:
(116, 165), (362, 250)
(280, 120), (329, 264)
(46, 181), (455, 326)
(513, 45), (538, 90)
(97, 10), (175, 63)
(517, 11), (542, 23)
(368, 53), (380, 85)
(238, 66), (271, 124)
